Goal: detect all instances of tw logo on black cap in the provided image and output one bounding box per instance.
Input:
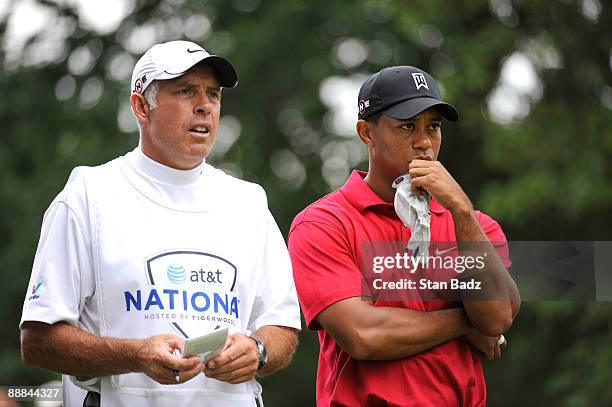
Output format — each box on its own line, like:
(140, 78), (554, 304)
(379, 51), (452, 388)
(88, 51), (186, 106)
(412, 73), (429, 90)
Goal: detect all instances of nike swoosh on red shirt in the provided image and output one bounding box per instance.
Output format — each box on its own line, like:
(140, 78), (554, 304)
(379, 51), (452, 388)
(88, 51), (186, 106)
(434, 247), (457, 255)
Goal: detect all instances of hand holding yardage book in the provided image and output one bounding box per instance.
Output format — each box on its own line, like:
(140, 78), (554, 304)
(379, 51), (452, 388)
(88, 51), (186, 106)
(182, 327), (229, 362)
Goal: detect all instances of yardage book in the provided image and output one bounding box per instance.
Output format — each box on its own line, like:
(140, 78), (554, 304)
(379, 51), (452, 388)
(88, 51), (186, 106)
(182, 327), (229, 362)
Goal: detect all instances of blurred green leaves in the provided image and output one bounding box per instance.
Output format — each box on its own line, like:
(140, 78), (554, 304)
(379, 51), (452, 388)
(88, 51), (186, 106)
(1, 0), (611, 405)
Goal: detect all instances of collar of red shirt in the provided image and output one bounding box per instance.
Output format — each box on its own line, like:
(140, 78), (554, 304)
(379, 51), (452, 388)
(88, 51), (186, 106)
(340, 170), (447, 215)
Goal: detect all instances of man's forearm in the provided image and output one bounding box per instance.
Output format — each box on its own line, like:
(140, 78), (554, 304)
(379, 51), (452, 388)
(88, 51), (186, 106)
(21, 321), (145, 378)
(251, 326), (298, 377)
(357, 306), (473, 360)
(451, 206), (521, 335)
(318, 298), (475, 361)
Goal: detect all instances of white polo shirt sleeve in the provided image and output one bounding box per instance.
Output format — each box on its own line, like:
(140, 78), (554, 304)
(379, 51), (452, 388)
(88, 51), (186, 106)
(247, 207), (302, 332)
(20, 197), (95, 329)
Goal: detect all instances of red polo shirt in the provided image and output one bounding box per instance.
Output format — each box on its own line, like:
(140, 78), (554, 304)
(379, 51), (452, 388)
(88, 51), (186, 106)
(288, 170), (511, 407)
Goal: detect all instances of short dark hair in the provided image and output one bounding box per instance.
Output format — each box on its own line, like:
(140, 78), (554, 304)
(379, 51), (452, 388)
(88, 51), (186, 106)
(365, 112), (382, 125)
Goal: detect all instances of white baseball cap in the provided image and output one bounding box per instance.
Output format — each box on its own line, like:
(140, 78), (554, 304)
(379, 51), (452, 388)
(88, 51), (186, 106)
(130, 40), (238, 94)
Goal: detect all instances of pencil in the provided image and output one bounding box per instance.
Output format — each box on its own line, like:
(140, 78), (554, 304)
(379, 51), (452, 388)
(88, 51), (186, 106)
(173, 348), (181, 382)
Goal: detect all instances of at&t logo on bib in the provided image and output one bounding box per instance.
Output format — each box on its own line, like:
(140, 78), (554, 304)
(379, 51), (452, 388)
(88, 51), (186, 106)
(124, 250), (239, 338)
(167, 264), (187, 284)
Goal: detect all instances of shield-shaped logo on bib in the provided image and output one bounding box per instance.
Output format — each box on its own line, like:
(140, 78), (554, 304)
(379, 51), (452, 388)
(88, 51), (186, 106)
(145, 250), (239, 338)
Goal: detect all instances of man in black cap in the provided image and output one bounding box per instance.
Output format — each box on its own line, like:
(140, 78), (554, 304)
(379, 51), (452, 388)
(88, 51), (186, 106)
(289, 66), (520, 406)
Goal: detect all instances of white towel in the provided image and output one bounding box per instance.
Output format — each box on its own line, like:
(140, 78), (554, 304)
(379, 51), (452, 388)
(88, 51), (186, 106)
(392, 174), (430, 260)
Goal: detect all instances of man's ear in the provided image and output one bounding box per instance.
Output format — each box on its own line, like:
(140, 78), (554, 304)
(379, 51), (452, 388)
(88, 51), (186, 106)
(356, 119), (375, 147)
(130, 93), (150, 124)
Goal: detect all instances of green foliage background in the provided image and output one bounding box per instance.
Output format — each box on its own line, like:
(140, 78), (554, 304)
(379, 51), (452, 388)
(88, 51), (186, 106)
(1, 0), (611, 405)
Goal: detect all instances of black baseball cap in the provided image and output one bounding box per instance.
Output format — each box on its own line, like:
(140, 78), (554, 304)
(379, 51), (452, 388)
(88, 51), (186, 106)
(357, 66), (459, 122)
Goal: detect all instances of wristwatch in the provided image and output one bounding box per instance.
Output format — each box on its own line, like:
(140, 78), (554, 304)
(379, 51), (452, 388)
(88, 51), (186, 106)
(250, 337), (267, 370)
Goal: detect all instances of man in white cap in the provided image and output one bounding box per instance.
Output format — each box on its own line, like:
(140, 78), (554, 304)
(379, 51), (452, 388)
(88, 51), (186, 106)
(20, 40), (301, 407)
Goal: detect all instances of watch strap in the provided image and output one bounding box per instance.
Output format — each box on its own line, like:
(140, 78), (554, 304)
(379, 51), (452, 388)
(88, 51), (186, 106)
(250, 336), (267, 370)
